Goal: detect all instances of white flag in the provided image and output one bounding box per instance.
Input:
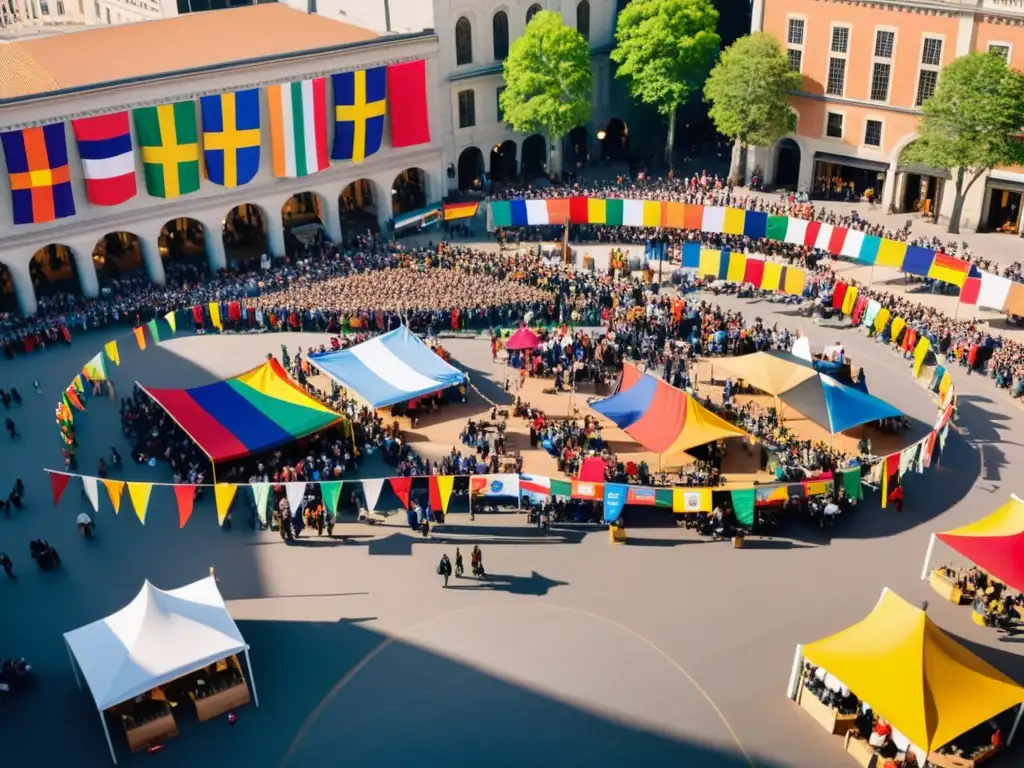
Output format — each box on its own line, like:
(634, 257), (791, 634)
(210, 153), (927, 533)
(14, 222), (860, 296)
(82, 476), (99, 512)
(362, 478), (385, 511)
(285, 482), (307, 514)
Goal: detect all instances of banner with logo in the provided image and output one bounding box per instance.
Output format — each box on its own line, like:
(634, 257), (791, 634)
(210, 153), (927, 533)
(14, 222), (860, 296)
(603, 483), (628, 524)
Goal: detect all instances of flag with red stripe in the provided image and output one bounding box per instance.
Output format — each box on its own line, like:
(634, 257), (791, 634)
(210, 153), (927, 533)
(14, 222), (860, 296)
(71, 112), (137, 206)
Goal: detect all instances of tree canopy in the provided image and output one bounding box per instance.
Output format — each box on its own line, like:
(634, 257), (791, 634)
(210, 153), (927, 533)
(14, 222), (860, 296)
(500, 10), (592, 146)
(703, 33), (803, 147)
(904, 51), (1024, 232)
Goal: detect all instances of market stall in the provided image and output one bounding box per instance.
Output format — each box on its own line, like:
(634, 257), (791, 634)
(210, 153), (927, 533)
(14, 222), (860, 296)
(64, 577), (258, 764)
(787, 589), (1024, 767)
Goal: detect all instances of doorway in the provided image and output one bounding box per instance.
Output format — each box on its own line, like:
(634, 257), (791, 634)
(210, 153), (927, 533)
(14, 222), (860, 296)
(985, 187), (1022, 234)
(900, 174), (941, 218)
(774, 139), (800, 189)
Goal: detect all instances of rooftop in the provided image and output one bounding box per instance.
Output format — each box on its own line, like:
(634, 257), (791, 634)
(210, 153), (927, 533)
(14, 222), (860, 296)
(0, 5), (380, 103)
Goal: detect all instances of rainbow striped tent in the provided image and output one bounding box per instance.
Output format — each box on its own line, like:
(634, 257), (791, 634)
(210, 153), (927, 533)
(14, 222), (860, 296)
(139, 358), (342, 462)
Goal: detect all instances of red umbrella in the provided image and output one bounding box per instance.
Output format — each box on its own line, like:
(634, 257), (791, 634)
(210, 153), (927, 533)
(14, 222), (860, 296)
(505, 327), (542, 351)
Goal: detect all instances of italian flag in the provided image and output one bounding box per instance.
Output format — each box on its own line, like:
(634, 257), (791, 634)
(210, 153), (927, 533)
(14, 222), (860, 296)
(267, 78), (329, 178)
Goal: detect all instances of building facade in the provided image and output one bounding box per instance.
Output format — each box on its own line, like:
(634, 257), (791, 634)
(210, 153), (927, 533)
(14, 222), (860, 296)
(751, 0), (1024, 234)
(0, 5), (444, 315)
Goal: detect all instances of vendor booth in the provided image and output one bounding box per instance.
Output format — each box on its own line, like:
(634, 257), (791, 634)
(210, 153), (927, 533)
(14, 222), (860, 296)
(64, 577), (258, 764)
(788, 589), (1024, 767)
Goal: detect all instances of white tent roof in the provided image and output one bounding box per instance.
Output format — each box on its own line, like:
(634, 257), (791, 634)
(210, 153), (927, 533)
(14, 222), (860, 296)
(64, 577), (247, 711)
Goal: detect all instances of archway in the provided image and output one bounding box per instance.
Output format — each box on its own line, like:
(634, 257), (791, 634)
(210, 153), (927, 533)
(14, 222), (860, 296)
(489, 140), (518, 183)
(458, 147), (485, 191)
(600, 118), (629, 162)
(392, 168), (428, 216)
(282, 192), (325, 256)
(521, 134), (547, 178)
(339, 179), (380, 236)
(223, 203), (268, 269)
(158, 217), (208, 273)
(566, 126), (589, 169)
(29, 244), (80, 297)
(92, 231), (143, 285)
(774, 138), (801, 189)
(0, 263), (16, 313)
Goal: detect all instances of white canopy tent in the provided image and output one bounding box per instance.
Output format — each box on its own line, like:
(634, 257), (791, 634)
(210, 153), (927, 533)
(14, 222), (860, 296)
(64, 577), (258, 764)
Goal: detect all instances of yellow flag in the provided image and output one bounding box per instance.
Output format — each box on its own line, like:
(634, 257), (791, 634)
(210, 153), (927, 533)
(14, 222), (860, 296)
(127, 482), (153, 524)
(209, 302), (222, 329)
(873, 308), (890, 335)
(215, 484), (237, 527)
(164, 311), (177, 334)
(102, 479), (125, 514)
(436, 475), (454, 514)
(912, 337), (931, 377)
(672, 488), (711, 513)
(841, 286), (858, 316)
(104, 340), (120, 366)
(880, 462), (888, 509)
(890, 317), (906, 346)
(71, 375), (84, 393)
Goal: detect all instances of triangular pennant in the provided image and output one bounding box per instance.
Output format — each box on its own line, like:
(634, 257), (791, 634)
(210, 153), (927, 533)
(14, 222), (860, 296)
(103, 479), (125, 514)
(428, 476), (442, 512)
(436, 475), (454, 514)
(362, 478), (385, 511)
(388, 477), (413, 509)
(164, 311), (177, 334)
(174, 484), (195, 528)
(321, 481), (343, 516)
(82, 475), (99, 512)
(65, 388), (85, 411)
(133, 326), (147, 350)
(899, 444), (919, 478)
(104, 339), (120, 366)
(251, 483), (271, 525)
(127, 482), (153, 524)
(71, 375), (84, 392)
(49, 471), (72, 505)
(285, 482), (307, 514)
(146, 318), (161, 344)
(83, 351), (108, 381)
(214, 484), (237, 527)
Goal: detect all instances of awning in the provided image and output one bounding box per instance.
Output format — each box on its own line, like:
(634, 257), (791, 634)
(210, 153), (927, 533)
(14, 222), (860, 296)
(800, 590), (1024, 752)
(896, 162), (950, 180)
(814, 152), (889, 173)
(985, 177), (1024, 195)
(933, 495), (1024, 592)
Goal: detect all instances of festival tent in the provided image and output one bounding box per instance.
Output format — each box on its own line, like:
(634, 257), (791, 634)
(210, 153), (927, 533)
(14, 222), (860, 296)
(64, 577), (258, 763)
(590, 366), (749, 454)
(139, 358), (342, 463)
(309, 326), (466, 408)
(920, 495), (1024, 592)
(790, 336), (812, 363)
(505, 327), (542, 351)
(789, 589), (1024, 753)
(717, 350), (819, 395)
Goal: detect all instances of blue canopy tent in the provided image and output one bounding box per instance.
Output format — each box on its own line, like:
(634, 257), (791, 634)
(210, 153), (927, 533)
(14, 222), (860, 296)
(308, 327), (466, 408)
(781, 373), (902, 434)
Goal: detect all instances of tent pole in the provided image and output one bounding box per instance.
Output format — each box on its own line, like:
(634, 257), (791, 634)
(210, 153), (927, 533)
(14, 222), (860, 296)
(877, 586), (889, 606)
(787, 644), (803, 700)
(100, 709), (118, 764)
(1009, 703), (1024, 745)
(244, 646), (260, 707)
(66, 637), (82, 690)
(920, 533), (937, 581)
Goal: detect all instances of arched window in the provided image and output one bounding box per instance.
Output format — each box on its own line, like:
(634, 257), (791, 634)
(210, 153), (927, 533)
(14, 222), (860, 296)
(576, 0), (590, 41)
(526, 3), (541, 24)
(492, 11), (509, 60)
(455, 16), (473, 66)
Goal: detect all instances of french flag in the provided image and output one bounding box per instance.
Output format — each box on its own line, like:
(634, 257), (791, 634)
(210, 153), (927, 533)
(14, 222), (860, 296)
(71, 112), (137, 206)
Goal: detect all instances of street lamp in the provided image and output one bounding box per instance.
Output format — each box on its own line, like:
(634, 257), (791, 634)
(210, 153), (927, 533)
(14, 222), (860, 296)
(597, 130), (607, 140)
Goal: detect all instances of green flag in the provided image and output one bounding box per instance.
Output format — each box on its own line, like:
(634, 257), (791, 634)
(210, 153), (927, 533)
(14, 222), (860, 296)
(321, 481), (343, 516)
(730, 488), (756, 527)
(550, 479), (572, 498)
(133, 101), (201, 199)
(840, 468), (863, 501)
(654, 488), (674, 508)
(146, 319), (161, 344)
(251, 483), (271, 525)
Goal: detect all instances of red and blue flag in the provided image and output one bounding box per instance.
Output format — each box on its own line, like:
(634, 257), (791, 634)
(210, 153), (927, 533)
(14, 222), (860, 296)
(1, 122), (76, 224)
(71, 112), (137, 206)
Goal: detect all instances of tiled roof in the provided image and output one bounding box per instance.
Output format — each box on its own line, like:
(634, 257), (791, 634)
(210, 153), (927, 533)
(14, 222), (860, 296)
(0, 5), (379, 102)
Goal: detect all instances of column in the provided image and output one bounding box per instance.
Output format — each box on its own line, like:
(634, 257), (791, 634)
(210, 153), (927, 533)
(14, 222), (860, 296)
(8, 259), (36, 316)
(206, 227), (227, 271)
(322, 196), (343, 242)
(139, 233), (166, 286)
(266, 211), (285, 256)
(72, 247), (99, 299)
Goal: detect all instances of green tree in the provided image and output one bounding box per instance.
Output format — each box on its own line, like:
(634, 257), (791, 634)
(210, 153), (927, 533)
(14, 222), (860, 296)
(704, 32), (803, 185)
(500, 10), (592, 177)
(610, 0), (720, 167)
(904, 51), (1024, 234)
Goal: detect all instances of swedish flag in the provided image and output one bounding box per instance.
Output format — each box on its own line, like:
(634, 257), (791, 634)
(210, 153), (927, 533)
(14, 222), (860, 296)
(200, 89), (261, 188)
(331, 68), (386, 164)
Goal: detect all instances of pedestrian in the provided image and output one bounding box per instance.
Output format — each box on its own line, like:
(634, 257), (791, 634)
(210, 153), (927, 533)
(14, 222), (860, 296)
(9, 490), (21, 511)
(455, 547), (464, 577)
(438, 553), (452, 587)
(0, 552), (13, 578)
(32, 380), (41, 394)
(5, 417), (17, 438)
(10, 388), (20, 404)
(14, 478), (24, 497)
(227, 712), (237, 726)
(420, 517), (430, 538)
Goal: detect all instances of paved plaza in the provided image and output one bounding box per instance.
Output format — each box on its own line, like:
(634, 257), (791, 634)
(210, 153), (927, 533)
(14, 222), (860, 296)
(1, 277), (1023, 767)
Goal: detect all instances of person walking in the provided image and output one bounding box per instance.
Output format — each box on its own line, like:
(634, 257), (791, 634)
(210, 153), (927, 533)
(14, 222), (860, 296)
(455, 547), (464, 577)
(438, 554), (452, 587)
(0, 552), (13, 578)
(5, 417), (17, 439)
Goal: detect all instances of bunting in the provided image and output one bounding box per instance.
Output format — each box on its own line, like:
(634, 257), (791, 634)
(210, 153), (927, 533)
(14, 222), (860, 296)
(147, 319), (161, 344)
(389, 477), (412, 509)
(82, 475), (99, 512)
(65, 388), (85, 411)
(321, 481), (343, 516)
(49, 471), (71, 505)
(251, 483), (271, 525)
(436, 475), (454, 513)
(362, 478), (385, 511)
(105, 340), (120, 366)
(730, 488), (756, 527)
(83, 351), (108, 381)
(134, 326), (146, 350)
(103, 479), (125, 514)
(71, 375), (84, 393)
(164, 311), (177, 334)
(128, 482), (153, 524)
(673, 488), (712, 513)
(285, 482), (306, 514)
(215, 484), (237, 526)
(174, 484), (195, 528)
(209, 302), (222, 329)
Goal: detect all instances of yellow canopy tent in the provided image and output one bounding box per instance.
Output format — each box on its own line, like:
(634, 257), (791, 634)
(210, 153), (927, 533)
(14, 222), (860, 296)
(787, 589), (1024, 752)
(715, 350), (818, 396)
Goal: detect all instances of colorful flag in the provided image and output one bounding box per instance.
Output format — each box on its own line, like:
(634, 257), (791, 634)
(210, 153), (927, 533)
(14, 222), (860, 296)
(361, 478), (385, 511)
(470, 474), (520, 497)
(927, 252), (970, 288)
(104, 340), (120, 366)
(164, 311), (177, 334)
(444, 201), (478, 221)
(82, 351), (108, 381)
(200, 89), (261, 188)
(71, 112), (137, 206)
(82, 476), (99, 512)
(434, 476), (454, 514)
(1, 123), (76, 224)
(49, 471), (71, 505)
(267, 78), (329, 178)
(174, 485), (196, 528)
(321, 481), (343, 516)
(128, 482), (153, 524)
(147, 318), (161, 344)
(389, 477), (412, 508)
(215, 484), (237, 527)
(134, 326), (146, 350)
(103, 479), (125, 514)
(519, 474), (551, 501)
(386, 60), (431, 148)
(603, 483), (628, 523)
(332, 68), (386, 164)
(133, 102), (200, 198)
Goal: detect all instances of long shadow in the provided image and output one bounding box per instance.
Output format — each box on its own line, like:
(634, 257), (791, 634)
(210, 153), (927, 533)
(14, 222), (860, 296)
(444, 570), (568, 596)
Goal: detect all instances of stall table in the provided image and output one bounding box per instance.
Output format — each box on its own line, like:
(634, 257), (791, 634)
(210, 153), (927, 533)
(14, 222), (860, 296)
(929, 569), (964, 604)
(926, 745), (998, 768)
(195, 682), (251, 722)
(124, 712), (178, 753)
(796, 679), (857, 736)
(842, 731), (875, 768)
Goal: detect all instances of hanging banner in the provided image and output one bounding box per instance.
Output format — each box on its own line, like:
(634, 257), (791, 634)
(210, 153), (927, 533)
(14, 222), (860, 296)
(49, 471), (71, 505)
(251, 483), (271, 525)
(103, 479), (125, 514)
(470, 474), (520, 497)
(626, 487), (657, 505)
(82, 475), (99, 512)
(104, 339), (120, 366)
(362, 478), (385, 511)
(519, 474), (550, 501)
(389, 477), (413, 509)
(285, 482), (306, 514)
(913, 337), (931, 377)
(673, 488), (712, 513)
(730, 488), (756, 527)
(321, 481), (342, 516)
(147, 319), (161, 344)
(435, 475), (454, 513)
(428, 476), (442, 513)
(174, 484), (195, 528)
(602, 483), (628, 524)
(571, 481), (603, 501)
(164, 311), (177, 334)
(133, 326), (146, 350)
(215, 484), (237, 526)
(209, 302), (222, 329)
(127, 482), (152, 524)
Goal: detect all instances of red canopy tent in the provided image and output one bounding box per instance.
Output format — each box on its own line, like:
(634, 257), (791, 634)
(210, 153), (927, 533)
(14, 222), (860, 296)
(505, 327), (542, 351)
